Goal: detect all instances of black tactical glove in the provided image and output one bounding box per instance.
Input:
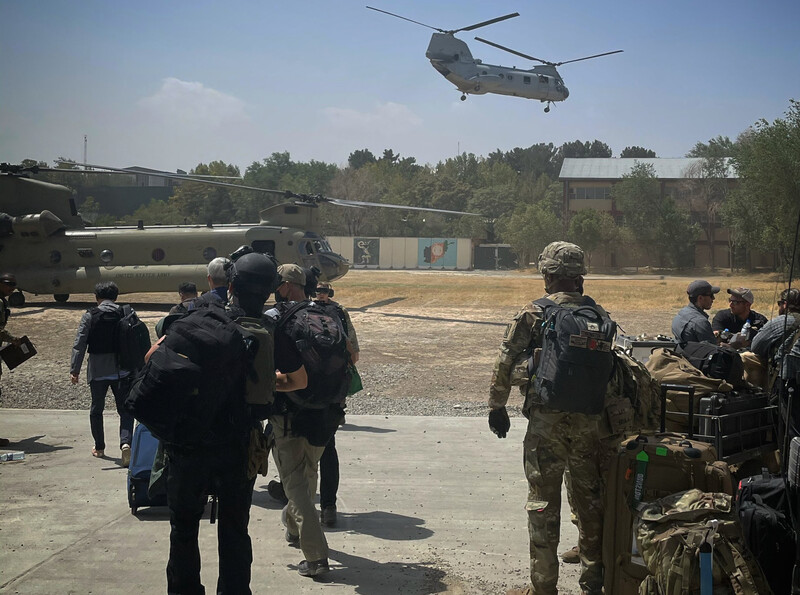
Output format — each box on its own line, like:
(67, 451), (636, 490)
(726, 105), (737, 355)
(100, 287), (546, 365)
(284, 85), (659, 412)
(489, 407), (510, 439)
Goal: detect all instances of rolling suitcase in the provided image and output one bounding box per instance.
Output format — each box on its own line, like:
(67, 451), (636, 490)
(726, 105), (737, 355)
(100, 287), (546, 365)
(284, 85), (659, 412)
(603, 384), (734, 595)
(127, 422), (168, 514)
(697, 390), (775, 461)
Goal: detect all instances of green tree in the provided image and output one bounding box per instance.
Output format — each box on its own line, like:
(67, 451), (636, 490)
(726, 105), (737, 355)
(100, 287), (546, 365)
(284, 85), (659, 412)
(169, 161), (241, 223)
(681, 156), (733, 269)
(620, 146), (657, 158)
(613, 162), (697, 267)
(497, 203), (562, 268)
(724, 101), (800, 271)
(126, 198), (185, 225)
(566, 209), (620, 268)
(687, 135), (736, 158)
(348, 149), (377, 170)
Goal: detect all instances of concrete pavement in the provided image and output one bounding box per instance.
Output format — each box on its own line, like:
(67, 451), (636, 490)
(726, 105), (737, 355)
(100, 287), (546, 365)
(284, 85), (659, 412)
(0, 410), (582, 594)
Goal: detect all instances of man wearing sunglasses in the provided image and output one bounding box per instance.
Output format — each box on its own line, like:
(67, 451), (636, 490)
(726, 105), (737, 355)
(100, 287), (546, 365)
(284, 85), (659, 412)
(712, 287), (768, 347)
(751, 288), (800, 371)
(671, 279), (720, 346)
(0, 273), (24, 447)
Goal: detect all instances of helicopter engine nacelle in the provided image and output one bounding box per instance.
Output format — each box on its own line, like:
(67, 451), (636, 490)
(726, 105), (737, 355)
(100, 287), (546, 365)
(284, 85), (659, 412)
(10, 210), (66, 241)
(426, 33), (475, 64)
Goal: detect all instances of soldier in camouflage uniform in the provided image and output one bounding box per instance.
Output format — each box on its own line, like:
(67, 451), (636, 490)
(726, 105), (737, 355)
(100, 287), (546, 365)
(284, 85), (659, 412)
(0, 273), (23, 447)
(489, 242), (607, 595)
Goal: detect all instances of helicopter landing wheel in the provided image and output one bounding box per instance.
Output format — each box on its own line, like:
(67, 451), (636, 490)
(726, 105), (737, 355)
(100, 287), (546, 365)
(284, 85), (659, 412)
(54, 293), (70, 303)
(460, 94), (467, 101)
(544, 104), (551, 113)
(8, 291), (25, 308)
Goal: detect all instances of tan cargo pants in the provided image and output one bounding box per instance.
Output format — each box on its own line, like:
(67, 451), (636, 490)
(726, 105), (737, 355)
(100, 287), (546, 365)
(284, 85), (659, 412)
(270, 413), (329, 562)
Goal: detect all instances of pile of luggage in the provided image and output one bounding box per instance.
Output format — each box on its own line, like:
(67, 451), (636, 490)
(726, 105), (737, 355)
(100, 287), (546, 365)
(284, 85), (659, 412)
(604, 338), (796, 594)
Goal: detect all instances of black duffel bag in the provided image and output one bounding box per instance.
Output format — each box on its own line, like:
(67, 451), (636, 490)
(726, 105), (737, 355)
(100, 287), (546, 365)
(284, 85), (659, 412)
(678, 341), (745, 386)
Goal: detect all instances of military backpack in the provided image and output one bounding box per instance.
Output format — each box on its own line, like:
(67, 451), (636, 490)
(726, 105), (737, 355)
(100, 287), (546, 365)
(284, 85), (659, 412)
(635, 488), (772, 595)
(532, 296), (617, 415)
(274, 300), (351, 409)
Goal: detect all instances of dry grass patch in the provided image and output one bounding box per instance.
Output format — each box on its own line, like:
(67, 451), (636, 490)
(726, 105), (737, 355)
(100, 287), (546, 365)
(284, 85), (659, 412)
(333, 270), (791, 316)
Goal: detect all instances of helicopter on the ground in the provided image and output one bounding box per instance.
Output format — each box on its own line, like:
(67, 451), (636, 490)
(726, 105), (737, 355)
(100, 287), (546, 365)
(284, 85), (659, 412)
(0, 162), (478, 307)
(367, 6), (623, 113)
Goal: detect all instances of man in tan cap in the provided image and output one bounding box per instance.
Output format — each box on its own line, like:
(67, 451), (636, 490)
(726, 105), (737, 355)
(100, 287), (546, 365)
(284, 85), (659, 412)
(275, 264), (307, 303)
(712, 287), (768, 347)
(270, 262), (333, 577)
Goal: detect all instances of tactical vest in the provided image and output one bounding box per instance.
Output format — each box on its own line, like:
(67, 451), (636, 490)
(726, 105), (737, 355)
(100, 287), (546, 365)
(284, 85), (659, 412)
(236, 316), (276, 408)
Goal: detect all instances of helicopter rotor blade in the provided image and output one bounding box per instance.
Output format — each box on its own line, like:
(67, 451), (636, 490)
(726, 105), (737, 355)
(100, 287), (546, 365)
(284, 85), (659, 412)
(326, 197), (481, 217)
(365, 6), (444, 32)
(454, 12), (519, 34)
(38, 166), (240, 180)
(554, 49), (623, 66)
(50, 162), (483, 216)
(474, 37), (554, 65)
(54, 161), (286, 196)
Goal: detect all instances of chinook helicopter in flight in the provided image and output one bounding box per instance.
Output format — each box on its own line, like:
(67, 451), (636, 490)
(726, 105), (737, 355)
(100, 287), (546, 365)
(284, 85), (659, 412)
(0, 162), (478, 307)
(367, 6), (622, 112)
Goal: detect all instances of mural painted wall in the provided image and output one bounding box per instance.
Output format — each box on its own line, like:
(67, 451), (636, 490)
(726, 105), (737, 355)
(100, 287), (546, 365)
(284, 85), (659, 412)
(352, 238), (380, 268)
(418, 238), (458, 268)
(327, 237), (473, 270)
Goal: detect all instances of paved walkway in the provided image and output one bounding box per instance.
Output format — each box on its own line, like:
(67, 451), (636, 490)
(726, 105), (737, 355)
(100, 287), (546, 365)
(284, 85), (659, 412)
(0, 409), (581, 594)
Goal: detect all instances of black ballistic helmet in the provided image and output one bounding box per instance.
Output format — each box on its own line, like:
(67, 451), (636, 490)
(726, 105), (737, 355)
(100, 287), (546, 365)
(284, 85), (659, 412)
(227, 248), (280, 297)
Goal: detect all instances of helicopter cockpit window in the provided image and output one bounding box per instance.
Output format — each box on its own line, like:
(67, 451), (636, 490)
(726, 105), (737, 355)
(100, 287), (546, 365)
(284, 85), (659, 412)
(539, 75), (548, 84)
(523, 76), (531, 84)
(251, 240), (275, 256)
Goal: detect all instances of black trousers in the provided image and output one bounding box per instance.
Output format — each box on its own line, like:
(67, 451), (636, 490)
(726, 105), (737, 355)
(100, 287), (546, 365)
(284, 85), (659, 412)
(319, 431), (339, 509)
(89, 376), (134, 450)
(165, 438), (255, 595)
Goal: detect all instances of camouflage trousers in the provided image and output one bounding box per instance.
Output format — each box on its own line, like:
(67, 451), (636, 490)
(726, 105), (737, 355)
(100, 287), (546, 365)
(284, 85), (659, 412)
(524, 406), (604, 595)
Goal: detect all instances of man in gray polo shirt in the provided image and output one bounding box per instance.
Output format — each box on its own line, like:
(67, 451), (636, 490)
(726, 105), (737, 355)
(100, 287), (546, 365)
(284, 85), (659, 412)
(671, 279), (720, 346)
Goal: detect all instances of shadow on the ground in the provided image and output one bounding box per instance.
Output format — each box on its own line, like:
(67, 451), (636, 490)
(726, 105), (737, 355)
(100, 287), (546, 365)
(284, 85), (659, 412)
(326, 510), (433, 541)
(340, 422), (396, 434)
(6, 434), (71, 454)
(298, 547), (449, 595)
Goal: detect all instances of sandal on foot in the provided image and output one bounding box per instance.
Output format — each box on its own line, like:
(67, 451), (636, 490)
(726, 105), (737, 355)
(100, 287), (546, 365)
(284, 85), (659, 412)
(92, 448), (104, 458)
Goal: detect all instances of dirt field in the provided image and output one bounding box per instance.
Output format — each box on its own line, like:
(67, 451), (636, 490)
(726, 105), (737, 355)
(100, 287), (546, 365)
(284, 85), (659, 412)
(1, 269), (788, 415)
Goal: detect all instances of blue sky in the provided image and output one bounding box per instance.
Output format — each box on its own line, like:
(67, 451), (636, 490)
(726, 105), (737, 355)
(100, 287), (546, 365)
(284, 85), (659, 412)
(1, 0), (798, 174)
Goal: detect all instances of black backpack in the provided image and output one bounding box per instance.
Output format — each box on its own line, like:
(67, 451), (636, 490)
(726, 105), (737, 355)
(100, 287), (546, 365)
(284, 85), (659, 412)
(531, 296), (616, 415)
(276, 300), (351, 409)
(87, 306), (122, 354)
(117, 305), (151, 371)
(678, 341), (745, 386)
(86, 304), (151, 371)
(736, 472), (796, 595)
(124, 303), (247, 446)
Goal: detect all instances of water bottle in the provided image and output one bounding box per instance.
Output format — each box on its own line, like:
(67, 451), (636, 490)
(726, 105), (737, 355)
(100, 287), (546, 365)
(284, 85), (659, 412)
(0, 451), (25, 462)
(739, 320), (752, 340)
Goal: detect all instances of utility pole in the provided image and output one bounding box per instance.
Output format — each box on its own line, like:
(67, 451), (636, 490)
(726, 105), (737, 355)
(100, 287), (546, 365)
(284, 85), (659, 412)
(83, 135), (87, 167)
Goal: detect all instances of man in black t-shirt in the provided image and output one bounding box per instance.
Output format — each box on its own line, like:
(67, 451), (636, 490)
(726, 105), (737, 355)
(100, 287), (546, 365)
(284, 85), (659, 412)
(712, 287), (768, 347)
